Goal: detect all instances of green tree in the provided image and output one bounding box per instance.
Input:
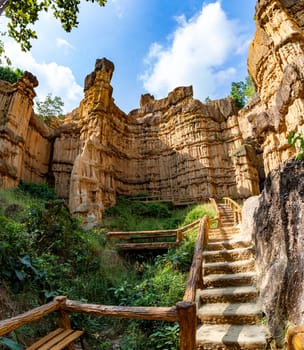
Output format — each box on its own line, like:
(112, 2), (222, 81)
(0, 0), (107, 52)
(0, 66), (24, 83)
(230, 76), (256, 109)
(230, 81), (246, 108)
(36, 93), (64, 124)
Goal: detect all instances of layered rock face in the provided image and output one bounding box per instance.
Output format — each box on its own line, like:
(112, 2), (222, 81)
(52, 58), (259, 223)
(246, 0), (304, 174)
(253, 158), (304, 344)
(0, 72), (52, 187)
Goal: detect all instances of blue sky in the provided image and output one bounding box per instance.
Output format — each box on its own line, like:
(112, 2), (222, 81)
(2, 0), (256, 113)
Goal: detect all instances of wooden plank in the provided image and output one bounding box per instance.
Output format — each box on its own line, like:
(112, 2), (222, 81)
(107, 229), (177, 237)
(63, 300), (178, 322)
(27, 329), (74, 350)
(50, 330), (84, 350)
(26, 328), (64, 350)
(116, 242), (179, 250)
(129, 234), (176, 241)
(0, 297), (65, 336)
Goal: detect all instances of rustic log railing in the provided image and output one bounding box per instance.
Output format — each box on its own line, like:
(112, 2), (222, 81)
(0, 215), (213, 349)
(286, 325), (304, 350)
(106, 218), (201, 250)
(183, 215), (210, 302)
(0, 296), (196, 350)
(223, 197), (242, 225)
(209, 197), (221, 227)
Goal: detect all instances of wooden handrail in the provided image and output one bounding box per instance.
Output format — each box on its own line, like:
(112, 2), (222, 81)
(223, 197), (242, 224)
(286, 325), (304, 350)
(0, 297), (196, 350)
(183, 215), (210, 302)
(63, 300), (178, 322)
(209, 197), (221, 227)
(106, 219), (200, 243)
(0, 296), (65, 336)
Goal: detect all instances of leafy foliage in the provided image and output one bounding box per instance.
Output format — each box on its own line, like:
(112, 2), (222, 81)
(0, 336), (23, 350)
(0, 66), (23, 83)
(3, 0), (107, 51)
(103, 196), (214, 231)
(230, 76), (256, 108)
(288, 131), (304, 160)
(0, 187), (215, 349)
(36, 93), (64, 123)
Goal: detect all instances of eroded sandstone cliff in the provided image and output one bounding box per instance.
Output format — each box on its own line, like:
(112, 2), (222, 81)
(1, 0), (304, 226)
(52, 58), (260, 224)
(245, 0), (304, 174)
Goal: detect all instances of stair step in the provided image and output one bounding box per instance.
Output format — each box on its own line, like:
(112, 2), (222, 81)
(203, 272), (256, 288)
(207, 239), (252, 251)
(203, 247), (253, 263)
(204, 259), (255, 275)
(198, 286), (258, 303)
(196, 324), (268, 349)
(197, 302), (262, 325)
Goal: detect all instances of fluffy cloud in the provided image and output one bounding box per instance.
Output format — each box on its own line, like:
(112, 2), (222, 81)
(4, 41), (83, 113)
(140, 1), (248, 101)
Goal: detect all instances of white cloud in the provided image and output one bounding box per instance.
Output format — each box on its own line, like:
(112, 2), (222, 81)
(56, 38), (75, 55)
(140, 1), (249, 101)
(4, 41), (83, 113)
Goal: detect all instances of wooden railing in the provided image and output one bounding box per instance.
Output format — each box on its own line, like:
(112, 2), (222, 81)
(106, 218), (201, 250)
(183, 215), (210, 302)
(223, 197), (242, 224)
(286, 325), (304, 350)
(209, 197), (221, 227)
(0, 216), (212, 349)
(0, 297), (196, 350)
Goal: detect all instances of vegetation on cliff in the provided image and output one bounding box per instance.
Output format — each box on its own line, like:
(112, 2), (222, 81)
(0, 184), (214, 349)
(0, 66), (23, 83)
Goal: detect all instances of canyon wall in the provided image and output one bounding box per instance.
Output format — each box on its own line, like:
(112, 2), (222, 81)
(1, 0), (304, 225)
(0, 72), (52, 188)
(52, 58), (260, 224)
(244, 0), (304, 174)
(0, 58), (260, 224)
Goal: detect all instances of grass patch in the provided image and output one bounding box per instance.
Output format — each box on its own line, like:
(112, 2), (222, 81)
(103, 196), (214, 231)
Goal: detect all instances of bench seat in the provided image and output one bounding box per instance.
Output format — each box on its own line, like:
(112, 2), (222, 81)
(26, 328), (84, 350)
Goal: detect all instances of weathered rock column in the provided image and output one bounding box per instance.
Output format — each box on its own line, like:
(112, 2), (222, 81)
(69, 58), (117, 226)
(247, 0), (304, 174)
(0, 72), (38, 187)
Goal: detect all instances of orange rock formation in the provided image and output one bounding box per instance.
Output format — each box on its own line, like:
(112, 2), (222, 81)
(1, 0), (303, 225)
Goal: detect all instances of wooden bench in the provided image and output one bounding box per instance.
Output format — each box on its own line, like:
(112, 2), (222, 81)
(27, 328), (84, 350)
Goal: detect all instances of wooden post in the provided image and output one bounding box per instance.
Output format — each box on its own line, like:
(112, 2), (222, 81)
(176, 301), (196, 350)
(57, 297), (75, 350)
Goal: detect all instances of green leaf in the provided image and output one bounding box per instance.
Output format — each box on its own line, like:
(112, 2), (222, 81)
(0, 337), (24, 350)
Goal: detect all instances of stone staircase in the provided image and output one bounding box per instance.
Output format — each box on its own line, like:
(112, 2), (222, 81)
(196, 204), (268, 349)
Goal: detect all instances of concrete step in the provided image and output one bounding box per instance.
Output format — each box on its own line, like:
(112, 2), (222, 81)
(204, 258), (255, 275)
(207, 239), (252, 251)
(197, 302), (262, 325)
(203, 247), (254, 263)
(196, 324), (268, 350)
(203, 272), (256, 288)
(197, 286), (258, 304)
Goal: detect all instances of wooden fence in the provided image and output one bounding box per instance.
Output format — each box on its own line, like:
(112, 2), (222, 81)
(223, 197), (242, 224)
(0, 215), (211, 349)
(106, 218), (201, 250)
